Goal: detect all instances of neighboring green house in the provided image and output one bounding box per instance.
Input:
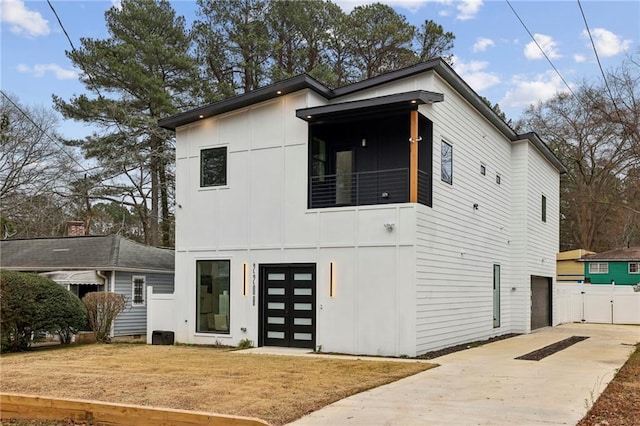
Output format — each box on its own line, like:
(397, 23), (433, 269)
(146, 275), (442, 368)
(583, 247), (640, 285)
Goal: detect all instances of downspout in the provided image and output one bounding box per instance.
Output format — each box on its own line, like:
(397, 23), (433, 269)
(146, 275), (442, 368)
(95, 270), (117, 338)
(96, 270), (108, 292)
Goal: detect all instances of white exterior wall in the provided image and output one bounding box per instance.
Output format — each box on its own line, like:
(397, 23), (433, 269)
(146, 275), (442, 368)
(414, 75), (515, 352)
(511, 140), (560, 332)
(173, 90), (418, 356)
(169, 70), (561, 356)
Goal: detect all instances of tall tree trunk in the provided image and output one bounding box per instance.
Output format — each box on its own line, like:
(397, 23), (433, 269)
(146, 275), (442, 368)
(149, 136), (160, 246)
(158, 154), (171, 247)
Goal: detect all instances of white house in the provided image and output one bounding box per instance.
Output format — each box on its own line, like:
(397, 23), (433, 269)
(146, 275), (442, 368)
(157, 58), (565, 356)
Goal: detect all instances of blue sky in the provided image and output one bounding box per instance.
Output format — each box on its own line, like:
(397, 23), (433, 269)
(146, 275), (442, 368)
(1, 0), (638, 141)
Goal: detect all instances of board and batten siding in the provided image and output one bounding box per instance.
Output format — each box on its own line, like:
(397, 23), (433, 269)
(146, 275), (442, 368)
(173, 89), (419, 356)
(113, 271), (174, 336)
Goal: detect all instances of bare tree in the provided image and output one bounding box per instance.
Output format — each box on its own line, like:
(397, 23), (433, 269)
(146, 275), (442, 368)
(0, 93), (79, 238)
(517, 53), (640, 251)
(82, 292), (126, 343)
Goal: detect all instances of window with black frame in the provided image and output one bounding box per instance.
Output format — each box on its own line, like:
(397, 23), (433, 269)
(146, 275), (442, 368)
(200, 147), (227, 187)
(441, 140), (453, 184)
(196, 260), (230, 334)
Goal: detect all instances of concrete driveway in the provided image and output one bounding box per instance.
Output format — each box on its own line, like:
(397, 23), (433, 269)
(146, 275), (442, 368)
(289, 323), (639, 425)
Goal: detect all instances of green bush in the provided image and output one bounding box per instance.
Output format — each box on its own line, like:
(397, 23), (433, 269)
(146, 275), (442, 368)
(0, 269), (87, 352)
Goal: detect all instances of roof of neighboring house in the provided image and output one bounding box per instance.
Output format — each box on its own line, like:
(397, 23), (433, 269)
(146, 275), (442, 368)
(0, 235), (174, 273)
(581, 247), (640, 262)
(556, 249), (596, 261)
(158, 57), (566, 174)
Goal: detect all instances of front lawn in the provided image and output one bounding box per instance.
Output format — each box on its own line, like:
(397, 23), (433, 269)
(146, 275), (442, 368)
(0, 344), (434, 425)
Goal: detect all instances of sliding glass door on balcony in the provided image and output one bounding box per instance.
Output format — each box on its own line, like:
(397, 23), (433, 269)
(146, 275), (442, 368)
(335, 149), (353, 204)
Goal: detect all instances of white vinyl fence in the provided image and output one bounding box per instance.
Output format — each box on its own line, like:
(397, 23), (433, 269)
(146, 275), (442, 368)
(556, 283), (640, 325)
(146, 286), (177, 344)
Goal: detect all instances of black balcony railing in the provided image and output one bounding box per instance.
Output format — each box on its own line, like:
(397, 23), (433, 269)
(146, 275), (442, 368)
(418, 169), (432, 207)
(310, 168), (431, 208)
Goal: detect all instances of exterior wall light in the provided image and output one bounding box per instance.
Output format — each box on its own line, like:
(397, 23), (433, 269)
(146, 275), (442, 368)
(243, 262), (248, 296)
(330, 261), (336, 298)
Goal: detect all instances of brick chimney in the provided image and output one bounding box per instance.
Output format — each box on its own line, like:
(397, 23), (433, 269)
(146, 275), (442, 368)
(67, 220), (86, 237)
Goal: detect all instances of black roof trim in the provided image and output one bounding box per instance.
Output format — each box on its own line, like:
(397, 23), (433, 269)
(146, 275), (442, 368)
(158, 57), (565, 173)
(158, 74), (332, 131)
(332, 58), (443, 98)
(295, 90), (444, 122)
(517, 132), (567, 173)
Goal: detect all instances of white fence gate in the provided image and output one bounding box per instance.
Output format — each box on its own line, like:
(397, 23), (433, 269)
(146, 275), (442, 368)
(146, 286), (177, 344)
(556, 283), (640, 325)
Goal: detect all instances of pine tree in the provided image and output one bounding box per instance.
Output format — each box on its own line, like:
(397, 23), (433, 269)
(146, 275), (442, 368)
(54, 0), (200, 246)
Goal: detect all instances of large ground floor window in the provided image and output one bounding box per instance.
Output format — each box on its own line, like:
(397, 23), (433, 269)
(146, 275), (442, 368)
(196, 260), (230, 333)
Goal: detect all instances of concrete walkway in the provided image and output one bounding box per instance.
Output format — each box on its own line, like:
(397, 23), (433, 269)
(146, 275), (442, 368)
(287, 323), (639, 426)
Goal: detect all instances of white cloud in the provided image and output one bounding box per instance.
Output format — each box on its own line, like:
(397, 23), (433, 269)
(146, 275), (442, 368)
(110, 0), (123, 10)
(453, 57), (500, 91)
(17, 63), (78, 80)
(473, 37), (495, 53)
(500, 72), (570, 108)
(0, 0), (50, 37)
(582, 28), (631, 57)
(456, 0), (483, 20)
(524, 34), (561, 60)
(573, 53), (587, 63)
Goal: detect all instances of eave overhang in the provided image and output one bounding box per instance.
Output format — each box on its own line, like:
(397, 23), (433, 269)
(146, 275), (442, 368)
(158, 57), (566, 174)
(295, 90), (444, 123)
(158, 74), (332, 131)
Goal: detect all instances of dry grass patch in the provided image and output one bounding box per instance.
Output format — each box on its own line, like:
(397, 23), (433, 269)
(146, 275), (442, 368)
(577, 343), (640, 426)
(1, 344), (434, 425)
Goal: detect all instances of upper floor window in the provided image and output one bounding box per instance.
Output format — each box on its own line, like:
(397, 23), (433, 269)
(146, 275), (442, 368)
(441, 140), (452, 184)
(630, 262), (639, 274)
(495, 174), (501, 185)
(201, 147), (227, 187)
(589, 262), (609, 274)
(480, 164), (486, 176)
(541, 195), (547, 222)
(132, 276), (146, 306)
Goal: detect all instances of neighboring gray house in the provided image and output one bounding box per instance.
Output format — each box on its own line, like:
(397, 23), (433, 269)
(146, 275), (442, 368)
(0, 235), (174, 337)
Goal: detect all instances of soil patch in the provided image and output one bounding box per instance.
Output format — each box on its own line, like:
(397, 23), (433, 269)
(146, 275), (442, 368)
(417, 333), (520, 359)
(515, 336), (589, 361)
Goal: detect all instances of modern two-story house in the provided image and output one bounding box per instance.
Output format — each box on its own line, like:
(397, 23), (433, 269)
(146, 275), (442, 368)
(158, 58), (565, 356)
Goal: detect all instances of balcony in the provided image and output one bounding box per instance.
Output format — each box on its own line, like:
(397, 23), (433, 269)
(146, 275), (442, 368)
(310, 168), (431, 208)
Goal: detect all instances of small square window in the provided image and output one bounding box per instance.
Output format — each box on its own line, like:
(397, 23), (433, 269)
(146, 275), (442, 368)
(495, 174), (501, 185)
(480, 164), (486, 175)
(630, 262), (639, 274)
(541, 195), (547, 222)
(201, 147), (227, 187)
(441, 140), (453, 185)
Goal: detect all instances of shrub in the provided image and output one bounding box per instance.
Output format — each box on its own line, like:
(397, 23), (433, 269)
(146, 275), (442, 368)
(237, 338), (253, 349)
(82, 292), (126, 343)
(0, 269), (87, 352)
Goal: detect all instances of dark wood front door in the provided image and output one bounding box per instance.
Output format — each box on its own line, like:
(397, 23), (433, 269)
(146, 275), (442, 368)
(259, 264), (316, 349)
